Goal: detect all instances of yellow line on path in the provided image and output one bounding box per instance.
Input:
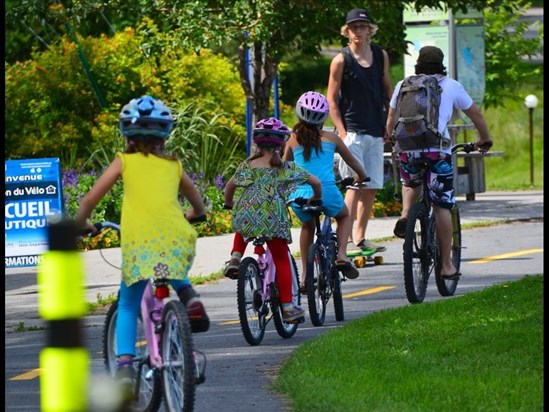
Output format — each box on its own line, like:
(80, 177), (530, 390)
(344, 286), (396, 299)
(220, 286), (396, 324)
(220, 320), (241, 325)
(470, 248), (543, 264)
(10, 368), (41, 380)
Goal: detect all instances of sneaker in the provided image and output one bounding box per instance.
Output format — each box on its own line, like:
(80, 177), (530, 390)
(178, 286), (210, 333)
(282, 306), (305, 323)
(223, 258), (240, 279)
(346, 241), (362, 254)
(393, 218), (408, 239)
(114, 365), (135, 402)
(357, 239), (387, 253)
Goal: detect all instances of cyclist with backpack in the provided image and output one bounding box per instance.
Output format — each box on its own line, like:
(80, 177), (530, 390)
(223, 117), (322, 322)
(386, 46), (493, 279)
(327, 8), (393, 255)
(75, 95), (210, 392)
(284, 91), (369, 288)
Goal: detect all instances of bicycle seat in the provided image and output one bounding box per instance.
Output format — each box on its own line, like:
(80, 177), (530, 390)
(251, 236), (268, 246)
(291, 198), (323, 216)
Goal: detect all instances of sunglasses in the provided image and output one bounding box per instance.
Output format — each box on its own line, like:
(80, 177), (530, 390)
(348, 23), (371, 31)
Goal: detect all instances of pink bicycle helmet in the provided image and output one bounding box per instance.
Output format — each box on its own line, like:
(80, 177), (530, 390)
(295, 91), (329, 125)
(252, 117), (291, 147)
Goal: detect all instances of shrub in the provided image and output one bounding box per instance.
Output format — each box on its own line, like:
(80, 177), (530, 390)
(6, 18), (247, 178)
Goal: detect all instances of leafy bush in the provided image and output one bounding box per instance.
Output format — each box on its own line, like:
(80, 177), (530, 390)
(6, 18), (248, 182)
(62, 169), (123, 223)
(65, 165), (401, 251)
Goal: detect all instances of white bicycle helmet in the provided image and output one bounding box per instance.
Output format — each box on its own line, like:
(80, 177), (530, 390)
(119, 96), (173, 139)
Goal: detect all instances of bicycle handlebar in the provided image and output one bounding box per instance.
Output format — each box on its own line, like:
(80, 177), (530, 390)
(451, 142), (475, 154)
(79, 214), (207, 238)
(291, 176), (370, 214)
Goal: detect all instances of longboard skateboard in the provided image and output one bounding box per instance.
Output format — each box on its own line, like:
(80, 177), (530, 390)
(347, 248), (384, 268)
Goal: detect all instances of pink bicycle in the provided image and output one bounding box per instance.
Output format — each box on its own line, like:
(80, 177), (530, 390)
(237, 236), (303, 346)
(87, 221), (206, 412)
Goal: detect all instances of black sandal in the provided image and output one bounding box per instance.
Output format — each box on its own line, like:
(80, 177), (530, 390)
(393, 218), (408, 238)
(336, 260), (360, 279)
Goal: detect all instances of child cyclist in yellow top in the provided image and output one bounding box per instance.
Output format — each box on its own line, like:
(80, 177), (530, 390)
(75, 95), (209, 387)
(224, 117), (322, 322)
(284, 91), (369, 287)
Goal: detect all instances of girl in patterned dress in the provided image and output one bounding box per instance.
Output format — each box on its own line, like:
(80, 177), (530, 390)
(224, 117), (322, 322)
(75, 96), (209, 384)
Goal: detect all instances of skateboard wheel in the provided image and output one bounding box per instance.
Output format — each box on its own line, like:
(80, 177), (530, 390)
(374, 256), (383, 265)
(354, 256), (366, 268)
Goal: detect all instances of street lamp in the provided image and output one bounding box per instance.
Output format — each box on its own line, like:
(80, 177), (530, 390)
(524, 94), (538, 186)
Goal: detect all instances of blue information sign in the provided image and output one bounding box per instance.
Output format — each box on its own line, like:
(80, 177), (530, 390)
(5, 158), (65, 268)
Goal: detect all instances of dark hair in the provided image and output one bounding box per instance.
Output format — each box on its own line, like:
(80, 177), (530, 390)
(292, 121), (323, 162)
(248, 144), (283, 168)
(414, 62), (447, 76)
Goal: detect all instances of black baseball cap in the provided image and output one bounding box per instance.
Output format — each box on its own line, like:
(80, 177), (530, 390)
(417, 46), (444, 65)
(346, 9), (372, 24)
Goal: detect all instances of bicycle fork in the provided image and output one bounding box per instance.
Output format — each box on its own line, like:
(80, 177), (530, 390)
(141, 281), (206, 385)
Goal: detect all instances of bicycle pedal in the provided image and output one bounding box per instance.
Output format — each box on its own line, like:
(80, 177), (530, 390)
(193, 350), (207, 385)
(285, 316), (305, 324)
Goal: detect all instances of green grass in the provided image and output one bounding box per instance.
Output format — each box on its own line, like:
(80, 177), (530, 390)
(273, 275), (543, 412)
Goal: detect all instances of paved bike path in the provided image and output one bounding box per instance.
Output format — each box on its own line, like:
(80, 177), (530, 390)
(5, 190), (543, 329)
(4, 190), (543, 411)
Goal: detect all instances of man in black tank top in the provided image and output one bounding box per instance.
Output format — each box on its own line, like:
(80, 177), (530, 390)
(327, 8), (393, 253)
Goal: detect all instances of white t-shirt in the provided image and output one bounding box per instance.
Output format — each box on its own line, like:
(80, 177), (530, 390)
(390, 75), (473, 153)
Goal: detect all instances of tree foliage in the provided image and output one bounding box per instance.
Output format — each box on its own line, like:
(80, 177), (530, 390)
(5, 18), (247, 182)
(5, 0), (543, 128)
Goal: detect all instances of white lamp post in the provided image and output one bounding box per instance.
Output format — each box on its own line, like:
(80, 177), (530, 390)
(524, 94), (538, 185)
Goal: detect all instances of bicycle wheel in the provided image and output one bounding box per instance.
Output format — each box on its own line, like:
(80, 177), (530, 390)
(273, 252), (300, 338)
(237, 257), (266, 345)
(403, 204), (432, 303)
(330, 238), (344, 322)
(161, 300), (195, 412)
(306, 242), (327, 326)
(102, 300), (162, 412)
(435, 205), (462, 296)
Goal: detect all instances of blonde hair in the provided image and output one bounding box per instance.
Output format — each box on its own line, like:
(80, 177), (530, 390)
(124, 138), (177, 161)
(340, 23), (379, 38)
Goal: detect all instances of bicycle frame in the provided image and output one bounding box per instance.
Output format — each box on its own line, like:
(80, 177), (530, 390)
(253, 240), (277, 307)
(140, 279), (167, 375)
(318, 215), (336, 279)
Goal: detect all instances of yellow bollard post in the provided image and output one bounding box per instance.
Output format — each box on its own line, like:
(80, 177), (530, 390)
(38, 220), (89, 412)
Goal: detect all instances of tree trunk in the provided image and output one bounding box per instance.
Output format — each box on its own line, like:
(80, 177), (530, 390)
(237, 41), (276, 127)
